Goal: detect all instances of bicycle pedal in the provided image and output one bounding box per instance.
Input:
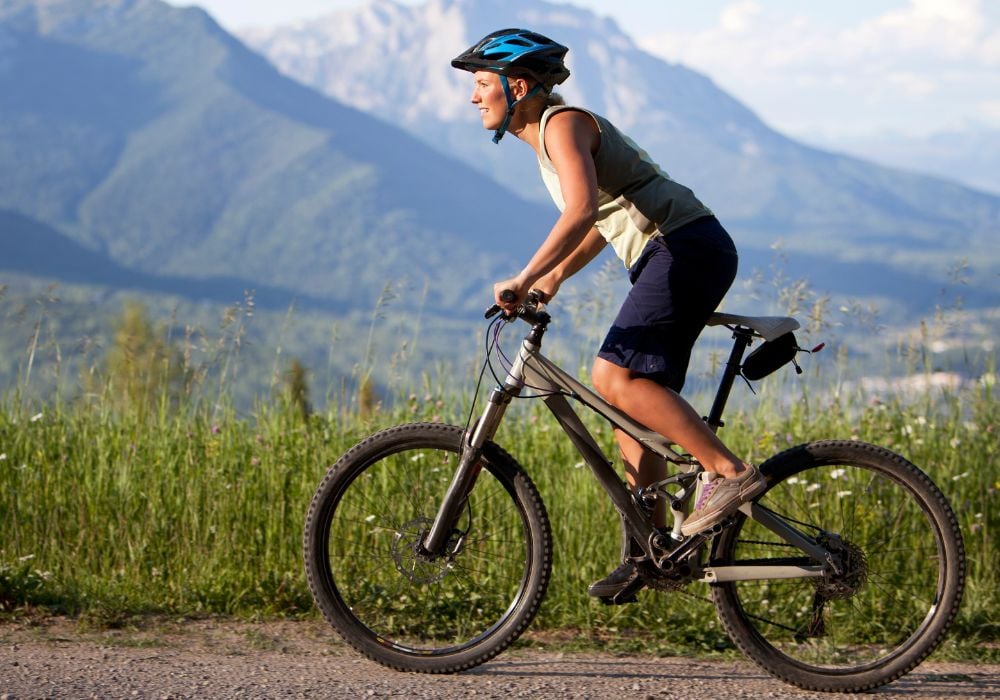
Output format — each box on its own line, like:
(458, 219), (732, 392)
(605, 577), (645, 605)
(599, 592), (639, 606)
(696, 516), (737, 538)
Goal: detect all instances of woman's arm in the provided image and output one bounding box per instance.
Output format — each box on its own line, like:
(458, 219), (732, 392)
(495, 111), (601, 309)
(533, 226), (607, 302)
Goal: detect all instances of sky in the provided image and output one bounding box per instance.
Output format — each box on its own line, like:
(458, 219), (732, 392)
(167, 0), (1000, 143)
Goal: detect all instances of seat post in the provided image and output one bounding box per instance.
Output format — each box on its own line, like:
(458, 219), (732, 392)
(705, 327), (753, 431)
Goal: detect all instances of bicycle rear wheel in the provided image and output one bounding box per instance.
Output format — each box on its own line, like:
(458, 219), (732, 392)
(711, 440), (965, 692)
(304, 423), (551, 672)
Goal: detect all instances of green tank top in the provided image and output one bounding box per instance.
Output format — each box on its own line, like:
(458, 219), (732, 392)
(537, 105), (712, 268)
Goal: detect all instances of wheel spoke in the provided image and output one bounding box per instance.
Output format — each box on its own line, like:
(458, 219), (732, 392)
(711, 442), (963, 692)
(305, 425), (550, 669)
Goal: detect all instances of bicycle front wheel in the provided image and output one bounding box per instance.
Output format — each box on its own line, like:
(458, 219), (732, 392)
(711, 440), (965, 692)
(304, 423), (551, 673)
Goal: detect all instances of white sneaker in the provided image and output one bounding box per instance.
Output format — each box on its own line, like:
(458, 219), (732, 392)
(680, 464), (766, 536)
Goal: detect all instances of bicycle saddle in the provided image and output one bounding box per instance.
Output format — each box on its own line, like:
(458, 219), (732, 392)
(707, 313), (800, 342)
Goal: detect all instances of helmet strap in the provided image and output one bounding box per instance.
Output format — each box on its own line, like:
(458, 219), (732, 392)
(493, 75), (544, 144)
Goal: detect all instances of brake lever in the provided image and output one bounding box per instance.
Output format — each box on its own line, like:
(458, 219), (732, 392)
(485, 289), (548, 320)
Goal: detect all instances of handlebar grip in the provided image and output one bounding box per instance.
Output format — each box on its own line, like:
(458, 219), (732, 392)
(485, 289), (518, 319)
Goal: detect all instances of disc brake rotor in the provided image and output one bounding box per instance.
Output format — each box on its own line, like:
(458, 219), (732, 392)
(391, 516), (455, 585)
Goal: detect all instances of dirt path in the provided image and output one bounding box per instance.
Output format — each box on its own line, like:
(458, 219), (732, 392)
(1, 618), (997, 699)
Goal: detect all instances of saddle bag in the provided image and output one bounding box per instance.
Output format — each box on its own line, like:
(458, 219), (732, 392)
(741, 332), (799, 380)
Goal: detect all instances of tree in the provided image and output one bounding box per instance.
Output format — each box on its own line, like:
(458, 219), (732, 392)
(284, 358), (312, 421)
(98, 301), (188, 413)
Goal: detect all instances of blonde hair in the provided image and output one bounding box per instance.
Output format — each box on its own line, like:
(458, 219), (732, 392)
(545, 92), (565, 107)
(509, 71), (565, 108)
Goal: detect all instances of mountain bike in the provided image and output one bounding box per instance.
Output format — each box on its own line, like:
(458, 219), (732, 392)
(303, 291), (965, 693)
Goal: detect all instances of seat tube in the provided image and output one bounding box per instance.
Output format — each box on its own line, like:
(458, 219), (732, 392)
(705, 329), (752, 431)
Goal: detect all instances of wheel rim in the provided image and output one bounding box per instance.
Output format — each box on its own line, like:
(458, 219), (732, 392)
(716, 459), (948, 673)
(320, 441), (534, 655)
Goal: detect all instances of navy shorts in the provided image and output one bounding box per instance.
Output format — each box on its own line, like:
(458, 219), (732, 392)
(597, 216), (738, 392)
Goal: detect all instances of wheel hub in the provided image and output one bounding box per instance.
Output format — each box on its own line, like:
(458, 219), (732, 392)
(816, 535), (868, 600)
(391, 516), (458, 584)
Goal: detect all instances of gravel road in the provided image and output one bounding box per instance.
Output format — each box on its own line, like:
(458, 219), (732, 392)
(1, 618), (996, 699)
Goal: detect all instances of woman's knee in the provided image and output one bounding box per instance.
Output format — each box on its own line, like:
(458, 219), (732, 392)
(592, 358), (629, 402)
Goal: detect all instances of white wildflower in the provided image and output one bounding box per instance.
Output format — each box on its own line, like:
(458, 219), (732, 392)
(365, 514), (376, 523)
(952, 471), (970, 481)
(949, 438), (961, 449)
(806, 483), (821, 493)
(30, 412), (43, 423)
(836, 490), (853, 498)
(829, 468), (846, 480)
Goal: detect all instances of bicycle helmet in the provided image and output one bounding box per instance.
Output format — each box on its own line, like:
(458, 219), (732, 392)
(452, 28), (570, 143)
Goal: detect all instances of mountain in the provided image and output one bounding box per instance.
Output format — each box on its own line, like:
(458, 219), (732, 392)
(0, 0), (553, 316)
(0, 209), (342, 311)
(243, 0), (1000, 314)
(808, 125), (1000, 197)
(0, 0), (995, 403)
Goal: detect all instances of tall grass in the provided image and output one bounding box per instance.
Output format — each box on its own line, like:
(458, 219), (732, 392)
(0, 280), (996, 658)
(0, 370), (996, 656)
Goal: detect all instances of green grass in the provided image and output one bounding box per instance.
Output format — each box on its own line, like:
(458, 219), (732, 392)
(0, 368), (996, 659)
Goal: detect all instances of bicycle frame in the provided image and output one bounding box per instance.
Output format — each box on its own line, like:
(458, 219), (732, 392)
(423, 310), (833, 586)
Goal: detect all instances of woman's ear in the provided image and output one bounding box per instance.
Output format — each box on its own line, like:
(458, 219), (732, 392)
(510, 76), (532, 100)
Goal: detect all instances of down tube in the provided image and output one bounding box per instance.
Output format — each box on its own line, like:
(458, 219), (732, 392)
(520, 355), (658, 548)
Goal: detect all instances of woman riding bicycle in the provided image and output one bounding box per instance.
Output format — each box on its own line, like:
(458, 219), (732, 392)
(452, 28), (766, 598)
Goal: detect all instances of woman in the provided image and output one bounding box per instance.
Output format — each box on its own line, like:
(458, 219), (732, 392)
(452, 29), (765, 599)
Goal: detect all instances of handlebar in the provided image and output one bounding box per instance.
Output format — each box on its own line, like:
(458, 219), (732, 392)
(485, 289), (551, 327)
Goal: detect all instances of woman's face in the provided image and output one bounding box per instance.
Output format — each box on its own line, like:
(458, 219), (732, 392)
(470, 71), (509, 131)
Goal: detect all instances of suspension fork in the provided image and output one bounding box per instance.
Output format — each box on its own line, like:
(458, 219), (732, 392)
(421, 335), (535, 556)
(421, 388), (512, 555)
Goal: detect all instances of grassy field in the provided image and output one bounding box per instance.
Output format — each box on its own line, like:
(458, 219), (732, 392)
(1, 359), (996, 659)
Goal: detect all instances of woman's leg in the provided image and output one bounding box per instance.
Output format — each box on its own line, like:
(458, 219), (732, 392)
(594, 358), (744, 479)
(614, 427), (668, 526)
(593, 358), (766, 540)
(586, 358), (757, 599)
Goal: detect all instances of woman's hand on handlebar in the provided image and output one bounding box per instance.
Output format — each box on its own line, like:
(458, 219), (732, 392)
(493, 276), (533, 315)
(493, 272), (558, 313)
(531, 272), (560, 305)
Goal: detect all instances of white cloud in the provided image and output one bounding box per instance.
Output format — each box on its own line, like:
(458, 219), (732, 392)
(981, 29), (1000, 65)
(886, 71), (938, 97)
(844, 0), (982, 59)
(980, 99), (1000, 120)
(637, 0), (1000, 137)
(719, 1), (761, 34)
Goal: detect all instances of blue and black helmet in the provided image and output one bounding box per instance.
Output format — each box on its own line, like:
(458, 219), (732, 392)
(451, 28), (570, 88)
(452, 29), (570, 143)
